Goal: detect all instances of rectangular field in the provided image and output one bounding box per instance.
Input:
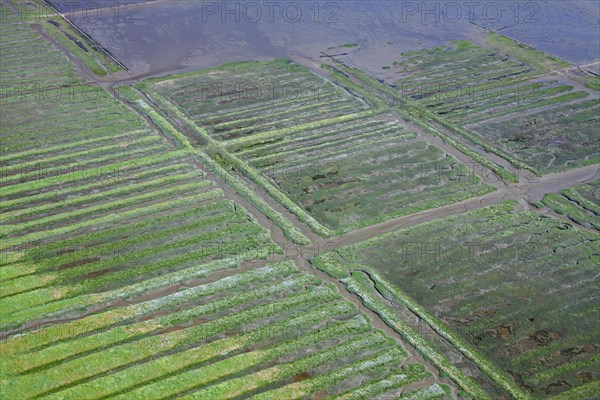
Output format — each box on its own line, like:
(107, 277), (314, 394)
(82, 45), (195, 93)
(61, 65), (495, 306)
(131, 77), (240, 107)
(145, 58), (371, 141)
(141, 61), (495, 235)
(0, 0), (116, 85)
(473, 100), (600, 173)
(315, 201), (600, 399)
(389, 37), (600, 173)
(2, 257), (448, 400)
(238, 112), (495, 233)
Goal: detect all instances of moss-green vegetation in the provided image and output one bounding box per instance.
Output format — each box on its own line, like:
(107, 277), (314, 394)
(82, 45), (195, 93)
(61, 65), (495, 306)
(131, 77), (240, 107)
(388, 36), (599, 174)
(38, 16), (110, 76)
(347, 270), (494, 399)
(248, 118), (494, 234)
(315, 201), (600, 398)
(1, 255), (440, 399)
(325, 370), (444, 400)
(0, 18), (80, 92)
(141, 60), (495, 235)
(137, 60), (379, 237)
(0, 0), (120, 77)
(324, 63), (520, 182)
(583, 75), (600, 91)
(484, 34), (570, 71)
(5, 3), (598, 397)
(473, 99), (600, 173)
(148, 58), (371, 127)
(127, 88), (313, 244)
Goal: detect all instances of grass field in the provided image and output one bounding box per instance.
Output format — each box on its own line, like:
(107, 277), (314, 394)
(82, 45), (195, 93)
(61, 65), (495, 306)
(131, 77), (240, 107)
(472, 99), (600, 173)
(0, 4), (272, 330)
(144, 59), (371, 140)
(2, 257), (449, 399)
(1, 5), (454, 399)
(0, 14), (80, 92)
(386, 38), (600, 174)
(314, 201), (599, 399)
(0, 0), (117, 81)
(140, 61), (494, 235)
(241, 112), (494, 233)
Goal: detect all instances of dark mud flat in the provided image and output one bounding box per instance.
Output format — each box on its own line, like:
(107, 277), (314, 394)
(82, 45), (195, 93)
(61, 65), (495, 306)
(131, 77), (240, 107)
(48, 0), (286, 74)
(473, 0), (600, 74)
(49, 0), (599, 78)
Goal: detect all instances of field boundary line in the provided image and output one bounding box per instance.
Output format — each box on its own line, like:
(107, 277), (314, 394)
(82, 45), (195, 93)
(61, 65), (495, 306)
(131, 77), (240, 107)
(117, 86), (311, 245)
(322, 62), (529, 181)
(312, 255), (494, 399)
(358, 266), (532, 400)
(132, 84), (332, 240)
(38, 0), (129, 72)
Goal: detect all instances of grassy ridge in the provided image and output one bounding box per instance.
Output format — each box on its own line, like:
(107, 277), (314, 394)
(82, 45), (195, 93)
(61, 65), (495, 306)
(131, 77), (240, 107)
(542, 180), (600, 231)
(130, 85), (321, 241)
(313, 255), (494, 400)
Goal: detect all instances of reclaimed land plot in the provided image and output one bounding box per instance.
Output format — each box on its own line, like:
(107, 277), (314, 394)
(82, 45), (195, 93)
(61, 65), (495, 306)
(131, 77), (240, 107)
(143, 58), (372, 141)
(0, 0), (117, 82)
(473, 99), (600, 174)
(0, 22), (274, 330)
(1, 100), (445, 400)
(0, 259), (449, 400)
(236, 112), (495, 234)
(314, 201), (600, 399)
(389, 36), (599, 174)
(0, 13), (80, 93)
(140, 61), (494, 236)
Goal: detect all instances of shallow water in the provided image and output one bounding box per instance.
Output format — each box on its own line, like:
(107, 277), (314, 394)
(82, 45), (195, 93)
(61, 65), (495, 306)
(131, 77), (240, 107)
(48, 0), (599, 75)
